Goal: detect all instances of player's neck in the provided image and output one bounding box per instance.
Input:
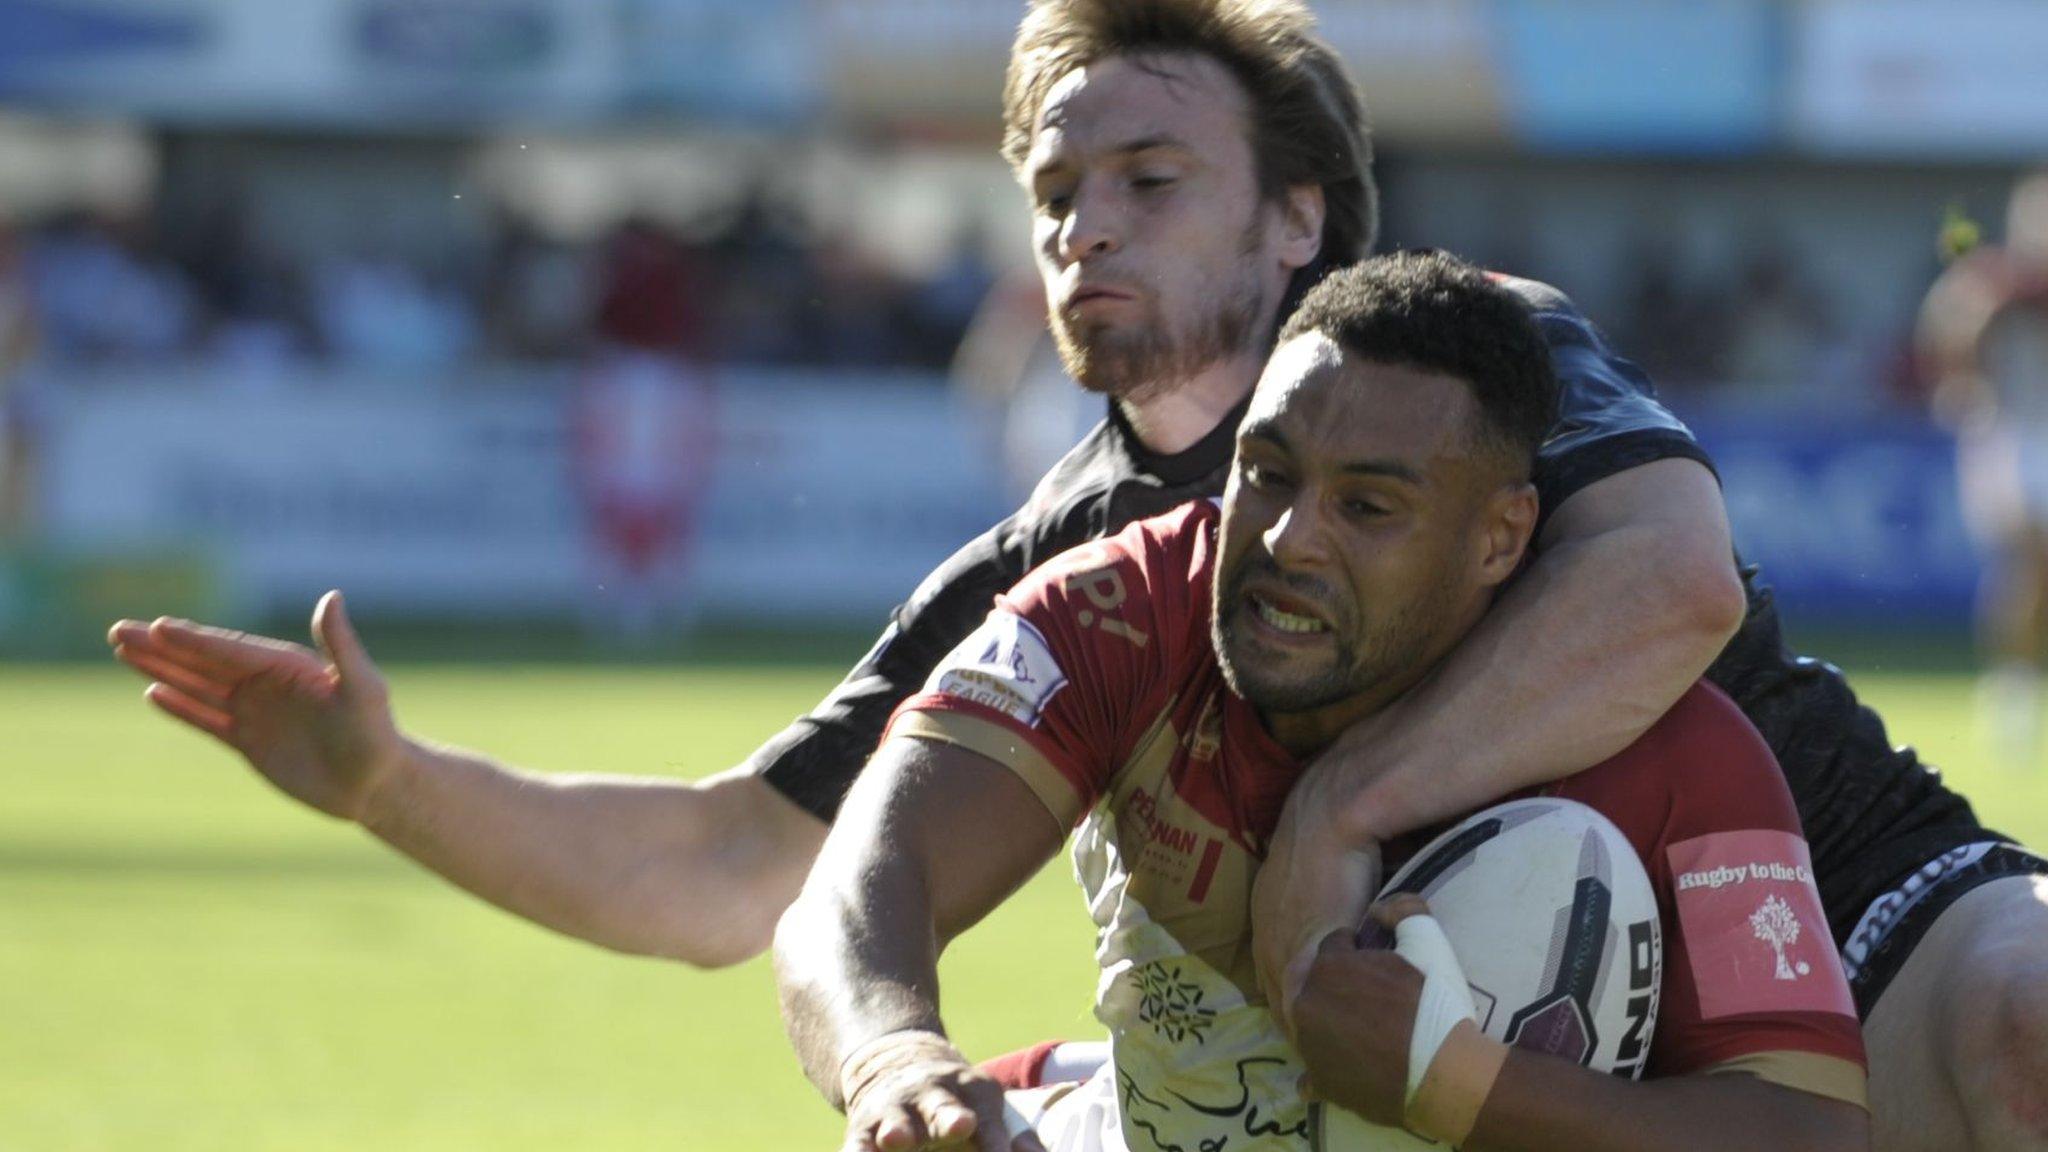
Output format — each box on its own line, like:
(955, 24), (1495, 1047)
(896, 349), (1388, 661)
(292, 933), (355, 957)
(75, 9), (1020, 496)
(1116, 351), (1263, 456)
(1262, 679), (1412, 761)
(1262, 599), (1495, 759)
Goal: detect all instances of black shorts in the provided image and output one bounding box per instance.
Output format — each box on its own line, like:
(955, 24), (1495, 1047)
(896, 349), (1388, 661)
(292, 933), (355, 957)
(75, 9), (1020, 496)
(1841, 841), (2048, 1019)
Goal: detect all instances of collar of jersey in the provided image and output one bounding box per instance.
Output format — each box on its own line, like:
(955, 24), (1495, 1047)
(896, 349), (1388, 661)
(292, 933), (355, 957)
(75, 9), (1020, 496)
(1110, 391), (1253, 487)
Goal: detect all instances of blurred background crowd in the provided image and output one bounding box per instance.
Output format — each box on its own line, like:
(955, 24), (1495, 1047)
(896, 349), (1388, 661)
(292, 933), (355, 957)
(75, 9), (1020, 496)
(0, 0), (2042, 651)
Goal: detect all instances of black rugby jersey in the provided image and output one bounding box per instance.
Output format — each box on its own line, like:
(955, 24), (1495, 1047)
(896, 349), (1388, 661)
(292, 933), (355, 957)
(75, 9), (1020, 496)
(745, 276), (1992, 946)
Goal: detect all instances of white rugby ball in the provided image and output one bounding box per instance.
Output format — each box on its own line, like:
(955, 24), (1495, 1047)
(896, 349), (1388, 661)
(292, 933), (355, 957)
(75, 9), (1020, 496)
(1315, 797), (1662, 1150)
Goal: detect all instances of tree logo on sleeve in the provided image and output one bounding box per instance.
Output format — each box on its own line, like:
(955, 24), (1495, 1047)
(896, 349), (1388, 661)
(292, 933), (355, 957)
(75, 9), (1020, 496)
(1666, 829), (1855, 1019)
(1749, 895), (1812, 981)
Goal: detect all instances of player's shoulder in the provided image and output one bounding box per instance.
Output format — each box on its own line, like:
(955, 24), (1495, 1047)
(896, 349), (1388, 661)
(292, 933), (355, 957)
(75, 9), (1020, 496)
(1486, 271), (1580, 318)
(1485, 270), (1630, 365)
(1001, 499), (1220, 639)
(1020, 418), (1123, 525)
(1563, 682), (1797, 841)
(1644, 680), (1764, 748)
(1043, 498), (1217, 583)
(1615, 682), (1778, 783)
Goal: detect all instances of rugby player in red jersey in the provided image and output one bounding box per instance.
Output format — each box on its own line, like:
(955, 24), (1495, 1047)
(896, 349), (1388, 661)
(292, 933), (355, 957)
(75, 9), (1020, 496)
(109, 2), (2048, 1146)
(776, 251), (1867, 1152)
(1920, 172), (2048, 763)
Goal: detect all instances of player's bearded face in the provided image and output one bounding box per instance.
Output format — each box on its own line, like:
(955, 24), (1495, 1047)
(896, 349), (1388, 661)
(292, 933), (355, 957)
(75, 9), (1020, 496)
(1211, 345), (1496, 726)
(1212, 537), (1459, 714)
(1048, 215), (1270, 401)
(1023, 54), (1300, 403)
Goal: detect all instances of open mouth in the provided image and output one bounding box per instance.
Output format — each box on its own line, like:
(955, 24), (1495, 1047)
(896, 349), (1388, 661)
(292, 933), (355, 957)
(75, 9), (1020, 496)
(1246, 591), (1330, 636)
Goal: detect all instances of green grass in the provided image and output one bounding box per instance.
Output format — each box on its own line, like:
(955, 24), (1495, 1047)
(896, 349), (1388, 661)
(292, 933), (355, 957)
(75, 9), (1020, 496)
(4, 660), (2047, 1149)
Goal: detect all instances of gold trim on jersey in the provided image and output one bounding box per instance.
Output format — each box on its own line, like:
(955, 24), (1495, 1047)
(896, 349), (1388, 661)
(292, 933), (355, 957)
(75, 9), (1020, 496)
(1703, 1050), (1869, 1110)
(892, 711), (1086, 828)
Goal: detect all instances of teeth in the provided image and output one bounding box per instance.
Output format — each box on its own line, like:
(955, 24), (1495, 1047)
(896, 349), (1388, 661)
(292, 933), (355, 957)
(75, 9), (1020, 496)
(1252, 596), (1326, 634)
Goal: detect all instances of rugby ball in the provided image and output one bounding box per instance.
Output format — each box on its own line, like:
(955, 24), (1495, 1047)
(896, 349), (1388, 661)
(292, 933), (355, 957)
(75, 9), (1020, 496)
(1316, 797), (1661, 1150)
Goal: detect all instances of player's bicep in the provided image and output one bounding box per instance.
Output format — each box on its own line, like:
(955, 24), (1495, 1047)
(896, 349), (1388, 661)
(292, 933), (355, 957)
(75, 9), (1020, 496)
(897, 532), (1178, 815)
(1645, 689), (1864, 1082)
(827, 733), (1065, 945)
(1538, 456), (1730, 555)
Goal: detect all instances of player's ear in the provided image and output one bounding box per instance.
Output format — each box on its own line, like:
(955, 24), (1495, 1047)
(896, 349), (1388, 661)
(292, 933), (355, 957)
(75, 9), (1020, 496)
(1277, 183), (1324, 272)
(1476, 480), (1538, 586)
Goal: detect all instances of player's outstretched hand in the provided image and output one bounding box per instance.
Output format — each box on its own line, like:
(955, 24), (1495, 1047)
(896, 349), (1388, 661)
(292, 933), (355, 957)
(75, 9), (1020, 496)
(107, 591), (409, 823)
(839, 1032), (1048, 1152)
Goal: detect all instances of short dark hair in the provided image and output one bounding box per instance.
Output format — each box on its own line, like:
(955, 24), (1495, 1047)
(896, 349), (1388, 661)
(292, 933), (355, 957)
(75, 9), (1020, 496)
(1003, 0), (1377, 269)
(1277, 251), (1558, 472)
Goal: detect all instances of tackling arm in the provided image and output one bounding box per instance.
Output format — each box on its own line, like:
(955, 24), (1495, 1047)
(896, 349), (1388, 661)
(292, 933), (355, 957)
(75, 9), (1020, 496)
(111, 510), (1038, 970)
(359, 757), (823, 968)
(1322, 455), (1743, 840)
(1252, 459), (1743, 1010)
(108, 595), (825, 969)
(776, 735), (1063, 1150)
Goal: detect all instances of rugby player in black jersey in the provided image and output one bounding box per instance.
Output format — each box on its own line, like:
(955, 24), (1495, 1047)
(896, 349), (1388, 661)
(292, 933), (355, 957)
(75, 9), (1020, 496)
(110, 0), (2048, 1147)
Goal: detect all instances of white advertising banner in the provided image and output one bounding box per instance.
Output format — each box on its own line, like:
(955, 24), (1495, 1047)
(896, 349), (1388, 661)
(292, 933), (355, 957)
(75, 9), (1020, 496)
(37, 367), (1014, 622)
(1791, 0), (2048, 158)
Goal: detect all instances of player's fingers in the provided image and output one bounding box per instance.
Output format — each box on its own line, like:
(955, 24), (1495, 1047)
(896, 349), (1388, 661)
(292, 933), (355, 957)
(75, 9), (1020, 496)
(107, 619), (153, 649)
(1367, 893), (1431, 929)
(109, 631), (196, 676)
(144, 682), (235, 740)
(110, 621), (204, 667)
(872, 1103), (928, 1152)
(1315, 927), (1358, 959)
(148, 616), (315, 677)
(114, 645), (235, 710)
(916, 1086), (979, 1144)
(312, 591), (379, 690)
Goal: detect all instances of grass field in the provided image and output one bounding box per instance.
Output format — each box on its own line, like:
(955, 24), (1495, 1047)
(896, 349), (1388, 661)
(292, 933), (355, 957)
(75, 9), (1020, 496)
(4, 658), (2047, 1149)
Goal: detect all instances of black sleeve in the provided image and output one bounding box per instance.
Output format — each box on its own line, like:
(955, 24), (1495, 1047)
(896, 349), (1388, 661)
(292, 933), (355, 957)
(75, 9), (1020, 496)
(742, 512), (1036, 822)
(1501, 276), (1720, 522)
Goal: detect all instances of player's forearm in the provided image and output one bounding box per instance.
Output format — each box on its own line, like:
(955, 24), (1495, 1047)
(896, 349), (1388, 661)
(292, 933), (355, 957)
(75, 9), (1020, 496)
(774, 852), (948, 1107)
(362, 744), (823, 967)
(1463, 1053), (1868, 1152)
(776, 737), (1064, 1107)
(1333, 463), (1743, 841)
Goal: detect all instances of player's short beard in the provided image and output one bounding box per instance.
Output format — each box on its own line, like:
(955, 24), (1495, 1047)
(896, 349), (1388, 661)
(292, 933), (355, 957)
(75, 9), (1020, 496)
(1211, 550), (1455, 716)
(1051, 218), (1269, 403)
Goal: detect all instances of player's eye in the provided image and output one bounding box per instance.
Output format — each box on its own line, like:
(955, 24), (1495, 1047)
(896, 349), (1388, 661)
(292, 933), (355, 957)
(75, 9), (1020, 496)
(1131, 173), (1176, 193)
(1242, 461), (1290, 490)
(1037, 189), (1074, 216)
(1341, 498), (1389, 520)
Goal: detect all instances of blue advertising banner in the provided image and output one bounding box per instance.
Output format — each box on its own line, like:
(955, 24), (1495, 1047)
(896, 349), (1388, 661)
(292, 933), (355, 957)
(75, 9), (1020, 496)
(1492, 0), (1780, 154)
(0, 0), (205, 87)
(1690, 415), (1978, 625)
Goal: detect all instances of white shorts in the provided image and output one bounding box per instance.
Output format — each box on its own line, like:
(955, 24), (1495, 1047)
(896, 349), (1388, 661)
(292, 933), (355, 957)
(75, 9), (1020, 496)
(1006, 1065), (1125, 1152)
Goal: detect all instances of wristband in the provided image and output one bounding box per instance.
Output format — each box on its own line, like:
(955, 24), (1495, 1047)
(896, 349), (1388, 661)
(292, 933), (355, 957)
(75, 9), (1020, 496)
(837, 1029), (965, 1113)
(1406, 1019), (1509, 1146)
(1392, 913), (1479, 1104)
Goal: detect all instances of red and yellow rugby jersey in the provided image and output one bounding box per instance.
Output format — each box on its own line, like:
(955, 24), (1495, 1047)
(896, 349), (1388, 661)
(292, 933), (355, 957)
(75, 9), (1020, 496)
(888, 501), (1864, 1150)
